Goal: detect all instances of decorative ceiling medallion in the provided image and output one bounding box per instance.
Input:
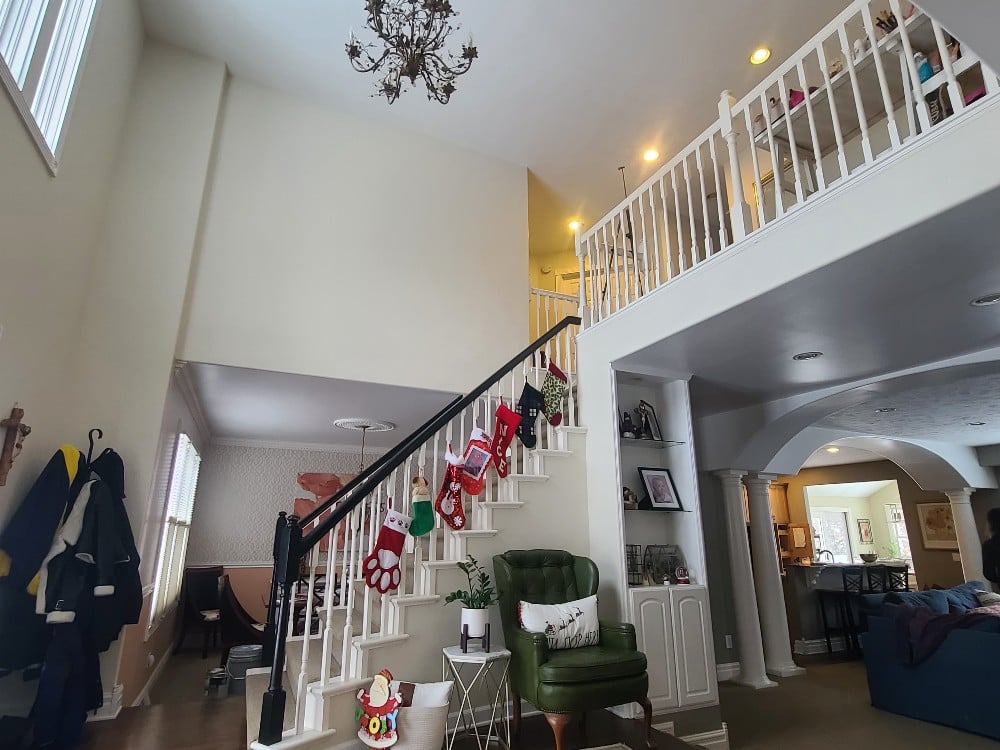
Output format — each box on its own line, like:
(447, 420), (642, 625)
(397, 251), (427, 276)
(346, 0), (478, 104)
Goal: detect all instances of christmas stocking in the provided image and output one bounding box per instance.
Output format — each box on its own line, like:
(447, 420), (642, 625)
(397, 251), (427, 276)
(491, 398), (521, 478)
(409, 476), (433, 537)
(515, 383), (545, 449)
(541, 362), (568, 426)
(461, 426), (492, 496)
(435, 446), (467, 530)
(361, 507), (411, 593)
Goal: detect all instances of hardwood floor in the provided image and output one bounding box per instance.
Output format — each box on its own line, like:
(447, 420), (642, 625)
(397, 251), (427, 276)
(79, 699), (246, 750)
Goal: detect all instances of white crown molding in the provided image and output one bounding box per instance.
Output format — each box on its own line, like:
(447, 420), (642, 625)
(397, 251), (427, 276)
(209, 436), (391, 455)
(174, 361), (213, 444)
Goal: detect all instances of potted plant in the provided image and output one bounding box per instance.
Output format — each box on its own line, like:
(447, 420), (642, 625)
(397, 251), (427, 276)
(445, 556), (498, 646)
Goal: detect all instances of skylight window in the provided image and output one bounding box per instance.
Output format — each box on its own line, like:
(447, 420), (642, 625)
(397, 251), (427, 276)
(0, 0), (99, 171)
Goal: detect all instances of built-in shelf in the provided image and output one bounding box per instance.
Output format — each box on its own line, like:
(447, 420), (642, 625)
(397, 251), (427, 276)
(619, 436), (685, 449)
(624, 507), (692, 513)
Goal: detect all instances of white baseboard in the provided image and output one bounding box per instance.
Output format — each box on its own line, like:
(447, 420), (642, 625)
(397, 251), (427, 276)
(132, 648), (174, 706)
(86, 683), (124, 721)
(654, 720), (730, 750)
(794, 636), (847, 655)
(681, 723), (729, 750)
(716, 661), (741, 681)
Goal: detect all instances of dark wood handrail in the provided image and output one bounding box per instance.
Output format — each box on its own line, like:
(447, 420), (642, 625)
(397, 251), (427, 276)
(298, 315), (581, 551)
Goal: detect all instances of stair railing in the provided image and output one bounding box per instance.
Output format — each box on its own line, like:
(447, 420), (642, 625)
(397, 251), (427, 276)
(257, 315), (581, 746)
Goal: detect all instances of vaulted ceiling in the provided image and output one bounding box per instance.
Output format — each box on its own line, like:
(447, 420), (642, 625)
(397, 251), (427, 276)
(139, 0), (846, 257)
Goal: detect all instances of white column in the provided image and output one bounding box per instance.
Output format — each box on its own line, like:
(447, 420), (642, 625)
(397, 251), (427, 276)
(715, 470), (775, 689)
(945, 488), (985, 583)
(744, 473), (805, 678)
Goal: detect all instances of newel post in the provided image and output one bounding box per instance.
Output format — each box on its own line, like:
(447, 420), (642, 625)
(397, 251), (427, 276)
(719, 90), (753, 242)
(259, 513), (302, 745)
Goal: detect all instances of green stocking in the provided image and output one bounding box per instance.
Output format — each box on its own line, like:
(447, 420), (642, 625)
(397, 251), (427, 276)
(409, 476), (434, 537)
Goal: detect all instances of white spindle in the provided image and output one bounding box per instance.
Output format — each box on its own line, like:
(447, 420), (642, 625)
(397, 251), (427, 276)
(670, 168), (684, 272)
(889, 0), (932, 133)
(742, 106), (766, 229)
(647, 184), (662, 284)
(682, 157), (699, 265)
(707, 133), (727, 252)
(658, 175), (675, 279)
(776, 75), (806, 205)
(930, 18), (964, 115)
(815, 38), (850, 179)
(695, 145), (712, 257)
(795, 58), (826, 191)
(861, 3), (901, 149)
(837, 23), (874, 165)
(759, 90), (785, 218)
(638, 191), (651, 293)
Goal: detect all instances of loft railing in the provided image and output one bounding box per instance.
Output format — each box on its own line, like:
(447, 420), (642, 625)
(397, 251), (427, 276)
(257, 315), (582, 746)
(573, 0), (999, 327)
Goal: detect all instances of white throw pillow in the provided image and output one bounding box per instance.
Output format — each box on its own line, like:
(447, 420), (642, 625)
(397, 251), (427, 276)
(389, 680), (453, 708)
(975, 590), (1000, 606)
(518, 594), (600, 650)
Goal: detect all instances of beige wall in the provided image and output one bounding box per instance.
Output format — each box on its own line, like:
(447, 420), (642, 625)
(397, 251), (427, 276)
(0, 0), (143, 523)
(178, 77), (529, 394)
(779, 461), (964, 588)
(117, 592), (178, 707)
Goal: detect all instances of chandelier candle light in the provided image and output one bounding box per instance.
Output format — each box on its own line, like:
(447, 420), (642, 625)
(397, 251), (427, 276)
(346, 0), (478, 104)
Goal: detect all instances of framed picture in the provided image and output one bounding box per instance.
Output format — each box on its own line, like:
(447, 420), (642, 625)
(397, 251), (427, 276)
(916, 502), (959, 550)
(637, 467), (683, 511)
(638, 400), (663, 441)
(857, 518), (874, 545)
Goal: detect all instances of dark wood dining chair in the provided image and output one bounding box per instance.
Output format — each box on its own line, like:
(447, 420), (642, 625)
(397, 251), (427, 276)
(219, 575), (265, 667)
(886, 564), (910, 591)
(865, 565), (887, 593)
(174, 565), (223, 658)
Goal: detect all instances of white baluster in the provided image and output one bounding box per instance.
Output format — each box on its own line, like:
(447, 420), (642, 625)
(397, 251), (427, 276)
(341, 505), (359, 678)
(815, 37), (850, 179)
(930, 18), (964, 115)
(295, 548), (317, 732)
(861, 3), (901, 150)
(682, 157), (699, 266)
(695, 144), (712, 257)
(320, 517), (338, 685)
(759, 90), (785, 218)
(776, 74), (806, 205)
(658, 175), (675, 279)
(638, 189), (651, 292)
(647, 183), (662, 285)
(670, 168), (685, 272)
(888, 0), (932, 133)
(741, 105), (766, 229)
(707, 132), (728, 251)
(795, 58), (826, 191)
(837, 22), (874, 165)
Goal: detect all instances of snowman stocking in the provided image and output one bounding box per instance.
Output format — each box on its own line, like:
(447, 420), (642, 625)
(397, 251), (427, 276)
(435, 446), (466, 530)
(491, 398), (522, 478)
(515, 383), (545, 449)
(541, 362), (568, 426)
(361, 508), (411, 593)
(409, 476), (434, 537)
(461, 426), (493, 496)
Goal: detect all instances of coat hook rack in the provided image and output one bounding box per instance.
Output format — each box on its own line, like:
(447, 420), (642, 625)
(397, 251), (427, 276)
(87, 427), (104, 465)
(0, 405), (32, 487)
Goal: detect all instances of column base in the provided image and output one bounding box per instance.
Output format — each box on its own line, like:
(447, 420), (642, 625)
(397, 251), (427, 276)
(733, 672), (778, 690)
(766, 662), (806, 678)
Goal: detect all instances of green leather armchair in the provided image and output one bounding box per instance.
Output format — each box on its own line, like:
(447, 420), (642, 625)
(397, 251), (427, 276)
(494, 550), (653, 750)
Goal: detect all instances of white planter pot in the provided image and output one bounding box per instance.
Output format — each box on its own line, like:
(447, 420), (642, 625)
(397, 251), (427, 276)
(461, 608), (489, 638)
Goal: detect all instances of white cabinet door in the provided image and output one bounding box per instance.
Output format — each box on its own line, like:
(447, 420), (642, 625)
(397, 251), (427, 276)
(631, 588), (679, 713)
(670, 586), (719, 708)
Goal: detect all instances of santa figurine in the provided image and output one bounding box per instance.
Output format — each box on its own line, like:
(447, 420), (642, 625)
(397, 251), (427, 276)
(356, 669), (402, 748)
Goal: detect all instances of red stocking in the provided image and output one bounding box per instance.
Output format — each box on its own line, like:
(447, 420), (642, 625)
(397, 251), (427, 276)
(435, 446), (467, 530)
(491, 399), (522, 479)
(361, 507), (411, 593)
(461, 427), (493, 496)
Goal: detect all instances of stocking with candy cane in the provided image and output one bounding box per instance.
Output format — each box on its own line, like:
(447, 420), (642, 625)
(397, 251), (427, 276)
(361, 507), (411, 593)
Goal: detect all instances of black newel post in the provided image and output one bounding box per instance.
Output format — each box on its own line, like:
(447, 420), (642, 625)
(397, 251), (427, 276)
(258, 513), (301, 745)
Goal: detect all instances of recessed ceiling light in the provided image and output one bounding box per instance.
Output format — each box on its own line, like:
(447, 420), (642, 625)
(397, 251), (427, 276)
(825, 446), (840, 454)
(643, 148), (660, 162)
(968, 421), (986, 426)
(568, 219), (583, 231)
(792, 351), (823, 361)
(334, 418), (395, 432)
(970, 292), (1000, 307)
(875, 407), (896, 413)
(750, 47), (771, 65)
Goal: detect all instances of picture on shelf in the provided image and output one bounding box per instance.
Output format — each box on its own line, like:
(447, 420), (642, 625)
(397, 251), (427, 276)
(857, 518), (874, 544)
(637, 467), (683, 511)
(638, 400), (663, 441)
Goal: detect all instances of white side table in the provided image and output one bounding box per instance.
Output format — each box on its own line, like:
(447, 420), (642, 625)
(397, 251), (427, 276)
(442, 645), (511, 750)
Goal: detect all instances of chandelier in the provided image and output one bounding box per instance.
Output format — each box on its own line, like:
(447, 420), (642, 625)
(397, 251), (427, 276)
(346, 0), (478, 104)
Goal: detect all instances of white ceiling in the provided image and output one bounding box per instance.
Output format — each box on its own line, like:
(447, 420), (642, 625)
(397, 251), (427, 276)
(183, 362), (458, 449)
(138, 0), (846, 257)
(804, 479), (896, 499)
(624, 187), (1000, 415)
(820, 371), (1000, 447)
(801, 445), (883, 469)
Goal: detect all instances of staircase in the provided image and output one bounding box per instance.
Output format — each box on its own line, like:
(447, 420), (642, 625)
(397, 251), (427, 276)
(248, 314), (585, 749)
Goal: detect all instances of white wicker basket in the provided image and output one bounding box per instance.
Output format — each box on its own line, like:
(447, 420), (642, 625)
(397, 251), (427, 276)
(392, 704), (450, 750)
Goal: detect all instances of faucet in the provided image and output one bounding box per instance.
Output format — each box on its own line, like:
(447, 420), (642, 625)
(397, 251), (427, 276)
(815, 549), (834, 563)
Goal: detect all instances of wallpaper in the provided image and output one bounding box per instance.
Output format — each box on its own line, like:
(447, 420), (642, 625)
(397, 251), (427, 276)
(187, 443), (380, 565)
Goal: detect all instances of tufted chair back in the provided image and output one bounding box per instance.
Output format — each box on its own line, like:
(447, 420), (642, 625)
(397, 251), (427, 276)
(493, 549), (598, 641)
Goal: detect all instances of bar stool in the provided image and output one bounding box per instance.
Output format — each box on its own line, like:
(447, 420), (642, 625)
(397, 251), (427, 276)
(865, 565), (887, 593)
(817, 566), (864, 657)
(886, 564), (910, 591)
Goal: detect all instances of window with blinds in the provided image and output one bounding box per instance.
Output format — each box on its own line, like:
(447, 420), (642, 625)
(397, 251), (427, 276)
(0, 0), (99, 170)
(150, 432), (202, 626)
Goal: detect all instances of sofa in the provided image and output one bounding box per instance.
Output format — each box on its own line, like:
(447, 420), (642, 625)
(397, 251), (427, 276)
(861, 581), (1000, 740)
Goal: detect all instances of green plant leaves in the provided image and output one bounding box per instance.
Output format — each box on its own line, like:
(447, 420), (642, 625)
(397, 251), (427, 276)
(444, 554), (499, 608)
